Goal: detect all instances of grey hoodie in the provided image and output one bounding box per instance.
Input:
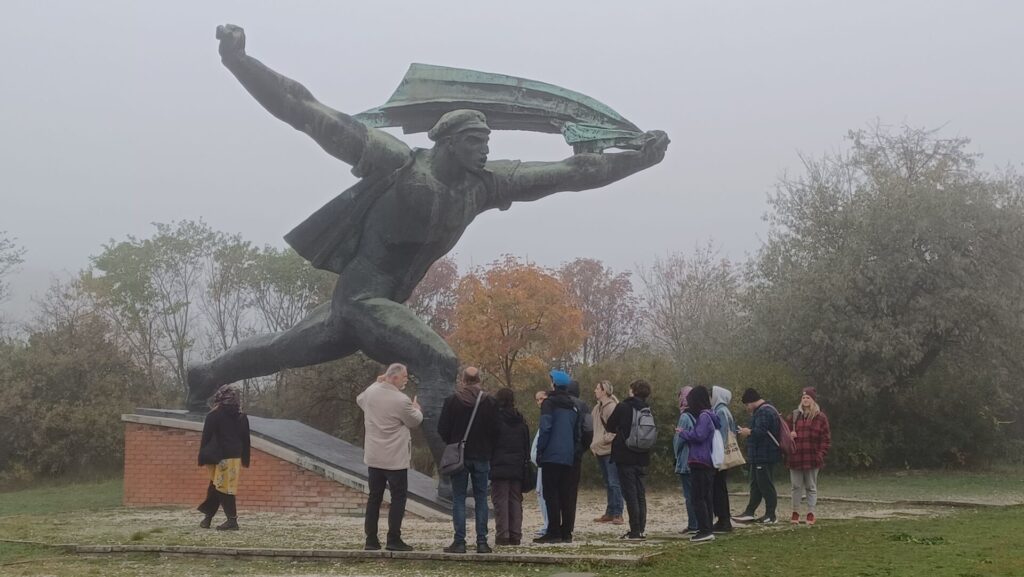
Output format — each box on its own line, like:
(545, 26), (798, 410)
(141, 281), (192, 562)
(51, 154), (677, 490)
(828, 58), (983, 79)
(711, 386), (738, 437)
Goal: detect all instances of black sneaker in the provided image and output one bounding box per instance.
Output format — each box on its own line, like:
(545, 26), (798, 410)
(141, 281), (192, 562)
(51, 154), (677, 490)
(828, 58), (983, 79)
(443, 541), (467, 554)
(757, 515), (778, 525)
(561, 535), (573, 544)
(215, 518), (239, 531)
(690, 532), (716, 543)
(385, 539), (412, 552)
(732, 513), (756, 523)
(712, 523), (733, 534)
(619, 532), (645, 541)
(532, 534), (562, 544)
(364, 539), (382, 551)
(476, 543), (492, 554)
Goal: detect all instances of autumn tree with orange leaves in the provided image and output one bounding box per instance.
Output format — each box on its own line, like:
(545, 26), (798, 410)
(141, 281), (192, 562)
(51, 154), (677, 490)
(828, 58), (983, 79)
(451, 256), (585, 388)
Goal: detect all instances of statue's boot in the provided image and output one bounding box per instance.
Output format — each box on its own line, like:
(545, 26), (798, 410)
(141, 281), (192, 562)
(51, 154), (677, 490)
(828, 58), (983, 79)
(185, 363), (217, 412)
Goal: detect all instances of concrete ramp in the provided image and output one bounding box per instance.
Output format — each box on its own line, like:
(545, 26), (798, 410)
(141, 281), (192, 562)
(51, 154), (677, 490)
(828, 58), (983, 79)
(130, 408), (449, 519)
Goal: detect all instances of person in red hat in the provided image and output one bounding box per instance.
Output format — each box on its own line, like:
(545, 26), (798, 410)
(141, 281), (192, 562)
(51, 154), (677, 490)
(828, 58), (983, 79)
(785, 387), (831, 525)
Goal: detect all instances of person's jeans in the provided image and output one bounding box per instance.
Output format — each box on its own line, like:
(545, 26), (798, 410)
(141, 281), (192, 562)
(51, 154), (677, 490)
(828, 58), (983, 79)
(712, 468), (732, 529)
(597, 455), (624, 517)
(365, 467), (408, 543)
(742, 463), (778, 519)
(618, 464), (647, 536)
(690, 464), (715, 535)
(678, 473), (697, 530)
(536, 466), (548, 535)
(451, 459), (490, 545)
(790, 468), (819, 513)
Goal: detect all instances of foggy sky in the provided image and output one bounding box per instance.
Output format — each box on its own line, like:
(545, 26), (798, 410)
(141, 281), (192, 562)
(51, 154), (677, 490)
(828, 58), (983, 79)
(3, 0), (1022, 320)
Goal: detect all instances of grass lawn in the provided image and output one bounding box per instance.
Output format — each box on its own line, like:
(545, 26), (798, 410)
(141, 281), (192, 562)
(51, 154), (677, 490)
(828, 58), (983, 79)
(0, 479), (123, 517)
(1, 471), (1022, 576)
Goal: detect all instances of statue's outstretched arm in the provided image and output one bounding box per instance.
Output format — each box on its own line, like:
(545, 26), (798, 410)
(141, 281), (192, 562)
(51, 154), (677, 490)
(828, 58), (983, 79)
(506, 131), (670, 202)
(216, 25), (380, 168)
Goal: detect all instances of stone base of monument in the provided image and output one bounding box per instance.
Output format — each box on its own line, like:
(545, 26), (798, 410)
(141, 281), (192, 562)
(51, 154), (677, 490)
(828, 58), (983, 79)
(122, 408), (449, 520)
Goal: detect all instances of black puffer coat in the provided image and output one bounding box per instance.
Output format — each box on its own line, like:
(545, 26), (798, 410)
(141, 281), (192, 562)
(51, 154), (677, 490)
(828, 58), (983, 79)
(490, 407), (531, 480)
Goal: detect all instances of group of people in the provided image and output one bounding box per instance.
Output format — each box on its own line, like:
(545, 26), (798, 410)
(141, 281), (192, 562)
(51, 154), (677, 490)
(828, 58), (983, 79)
(193, 366), (831, 552)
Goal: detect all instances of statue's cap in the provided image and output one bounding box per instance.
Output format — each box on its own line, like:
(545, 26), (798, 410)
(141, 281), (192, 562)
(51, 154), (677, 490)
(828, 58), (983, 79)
(427, 109), (491, 141)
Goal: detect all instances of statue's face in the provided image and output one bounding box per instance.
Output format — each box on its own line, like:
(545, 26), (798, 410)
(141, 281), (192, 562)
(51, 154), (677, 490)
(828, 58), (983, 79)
(449, 130), (490, 171)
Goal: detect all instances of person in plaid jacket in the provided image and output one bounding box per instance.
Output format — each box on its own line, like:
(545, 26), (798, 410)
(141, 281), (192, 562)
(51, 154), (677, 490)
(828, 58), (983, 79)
(785, 387), (831, 525)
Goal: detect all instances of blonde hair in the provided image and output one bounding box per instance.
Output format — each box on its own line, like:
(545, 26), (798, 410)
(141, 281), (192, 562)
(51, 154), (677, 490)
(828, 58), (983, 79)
(797, 398), (821, 421)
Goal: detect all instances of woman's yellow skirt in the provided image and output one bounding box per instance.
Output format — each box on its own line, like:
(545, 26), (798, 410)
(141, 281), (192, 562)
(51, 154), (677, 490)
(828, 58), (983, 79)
(207, 458), (242, 495)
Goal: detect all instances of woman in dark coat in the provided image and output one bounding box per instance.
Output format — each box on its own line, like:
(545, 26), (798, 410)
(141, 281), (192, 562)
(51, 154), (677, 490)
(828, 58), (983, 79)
(197, 384), (251, 530)
(490, 387), (531, 545)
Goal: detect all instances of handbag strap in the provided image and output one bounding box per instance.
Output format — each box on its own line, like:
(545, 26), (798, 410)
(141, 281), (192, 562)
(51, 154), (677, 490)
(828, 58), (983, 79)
(461, 391), (483, 444)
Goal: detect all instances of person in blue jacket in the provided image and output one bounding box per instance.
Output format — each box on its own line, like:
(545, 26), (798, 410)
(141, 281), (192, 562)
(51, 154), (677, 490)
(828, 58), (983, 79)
(672, 386), (698, 534)
(533, 370), (581, 543)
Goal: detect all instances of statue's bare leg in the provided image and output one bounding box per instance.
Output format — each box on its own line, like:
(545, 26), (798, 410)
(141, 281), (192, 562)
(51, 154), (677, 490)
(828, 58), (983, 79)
(186, 301), (357, 410)
(339, 297), (458, 476)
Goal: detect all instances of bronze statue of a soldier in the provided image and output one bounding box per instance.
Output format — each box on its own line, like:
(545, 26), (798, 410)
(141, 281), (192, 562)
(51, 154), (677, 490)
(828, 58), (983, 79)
(188, 24), (670, 473)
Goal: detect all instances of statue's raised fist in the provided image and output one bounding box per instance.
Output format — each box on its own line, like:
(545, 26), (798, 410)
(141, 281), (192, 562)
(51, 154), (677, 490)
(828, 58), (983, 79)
(216, 24), (246, 60)
(642, 130), (670, 164)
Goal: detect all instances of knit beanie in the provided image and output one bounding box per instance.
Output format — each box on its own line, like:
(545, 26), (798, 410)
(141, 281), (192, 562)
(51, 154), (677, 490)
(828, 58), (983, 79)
(741, 387), (762, 404)
(802, 387), (818, 402)
(549, 370), (571, 389)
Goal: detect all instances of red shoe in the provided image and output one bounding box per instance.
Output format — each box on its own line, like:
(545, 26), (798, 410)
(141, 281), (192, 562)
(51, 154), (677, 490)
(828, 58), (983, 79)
(790, 512), (800, 524)
(806, 512), (816, 526)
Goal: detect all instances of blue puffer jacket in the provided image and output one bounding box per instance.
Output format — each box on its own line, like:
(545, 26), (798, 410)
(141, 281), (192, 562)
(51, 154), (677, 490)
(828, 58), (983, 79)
(673, 412), (696, 474)
(679, 409), (721, 468)
(536, 389), (581, 467)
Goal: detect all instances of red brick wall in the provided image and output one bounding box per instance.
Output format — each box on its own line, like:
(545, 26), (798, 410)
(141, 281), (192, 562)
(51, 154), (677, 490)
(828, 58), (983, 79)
(124, 422), (378, 515)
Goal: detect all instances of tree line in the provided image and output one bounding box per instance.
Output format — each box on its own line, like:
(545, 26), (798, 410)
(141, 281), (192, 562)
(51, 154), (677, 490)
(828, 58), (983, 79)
(1, 125), (1022, 486)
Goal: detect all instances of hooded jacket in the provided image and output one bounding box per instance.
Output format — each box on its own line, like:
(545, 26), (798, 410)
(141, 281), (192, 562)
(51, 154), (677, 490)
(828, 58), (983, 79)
(711, 386), (738, 440)
(490, 407), (531, 480)
(536, 389), (582, 466)
(679, 409), (722, 468)
(566, 381), (594, 457)
(672, 411), (696, 474)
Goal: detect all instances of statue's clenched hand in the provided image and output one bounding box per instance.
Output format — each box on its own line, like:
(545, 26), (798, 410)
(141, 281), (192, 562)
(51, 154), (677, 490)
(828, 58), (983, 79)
(216, 24), (246, 61)
(641, 130), (670, 164)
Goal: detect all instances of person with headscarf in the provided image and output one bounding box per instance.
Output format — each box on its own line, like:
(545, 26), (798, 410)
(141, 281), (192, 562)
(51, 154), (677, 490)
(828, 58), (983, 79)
(677, 385), (721, 543)
(438, 366), (499, 554)
(196, 384), (251, 530)
(710, 386), (738, 532)
(672, 386), (698, 534)
(785, 387), (831, 526)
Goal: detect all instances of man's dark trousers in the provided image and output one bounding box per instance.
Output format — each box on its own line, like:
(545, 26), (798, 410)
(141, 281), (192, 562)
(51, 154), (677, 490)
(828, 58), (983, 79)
(541, 463), (576, 539)
(365, 467), (408, 543)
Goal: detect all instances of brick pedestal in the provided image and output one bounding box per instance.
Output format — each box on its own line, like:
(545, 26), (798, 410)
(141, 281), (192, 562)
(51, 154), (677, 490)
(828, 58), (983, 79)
(124, 422), (380, 515)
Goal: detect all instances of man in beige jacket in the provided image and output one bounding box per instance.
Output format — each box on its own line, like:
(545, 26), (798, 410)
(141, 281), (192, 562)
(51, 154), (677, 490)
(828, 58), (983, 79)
(356, 363), (422, 551)
(590, 380), (624, 524)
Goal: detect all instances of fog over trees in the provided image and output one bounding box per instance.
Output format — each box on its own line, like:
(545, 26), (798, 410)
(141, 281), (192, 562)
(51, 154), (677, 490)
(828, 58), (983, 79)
(3, 124), (1022, 484)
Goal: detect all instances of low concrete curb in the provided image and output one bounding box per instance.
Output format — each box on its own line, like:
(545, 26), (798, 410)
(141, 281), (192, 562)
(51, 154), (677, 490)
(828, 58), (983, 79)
(1, 539), (653, 567)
